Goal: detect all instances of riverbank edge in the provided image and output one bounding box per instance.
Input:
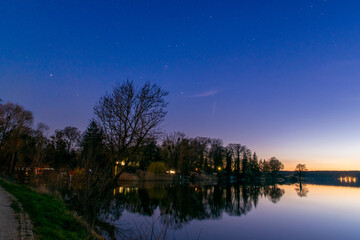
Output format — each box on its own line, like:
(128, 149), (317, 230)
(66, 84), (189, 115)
(2, 188), (34, 240)
(0, 178), (100, 240)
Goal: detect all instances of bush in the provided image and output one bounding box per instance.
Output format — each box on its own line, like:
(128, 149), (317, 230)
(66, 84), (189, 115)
(147, 162), (167, 174)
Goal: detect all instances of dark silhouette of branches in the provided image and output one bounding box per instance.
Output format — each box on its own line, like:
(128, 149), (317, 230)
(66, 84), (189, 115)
(94, 80), (168, 180)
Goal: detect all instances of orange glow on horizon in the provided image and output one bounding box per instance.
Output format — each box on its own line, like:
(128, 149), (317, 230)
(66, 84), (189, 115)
(281, 160), (360, 171)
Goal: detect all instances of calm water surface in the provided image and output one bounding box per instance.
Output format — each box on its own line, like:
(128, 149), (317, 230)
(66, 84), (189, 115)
(103, 182), (360, 239)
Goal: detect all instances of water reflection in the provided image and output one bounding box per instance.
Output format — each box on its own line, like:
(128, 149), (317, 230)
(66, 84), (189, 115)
(59, 179), (360, 240)
(105, 184), (286, 230)
(295, 183), (309, 197)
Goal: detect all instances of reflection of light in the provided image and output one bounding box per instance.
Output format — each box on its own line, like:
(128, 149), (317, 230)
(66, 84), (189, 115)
(119, 187), (123, 194)
(339, 177), (357, 183)
(169, 170), (176, 174)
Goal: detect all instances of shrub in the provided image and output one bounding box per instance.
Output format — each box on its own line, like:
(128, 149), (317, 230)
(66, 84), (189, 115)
(147, 162), (167, 174)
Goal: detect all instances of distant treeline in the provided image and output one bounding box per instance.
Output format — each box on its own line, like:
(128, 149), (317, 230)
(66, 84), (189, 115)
(0, 81), (284, 179)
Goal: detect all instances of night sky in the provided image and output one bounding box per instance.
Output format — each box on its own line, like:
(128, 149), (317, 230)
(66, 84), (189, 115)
(1, 1), (360, 170)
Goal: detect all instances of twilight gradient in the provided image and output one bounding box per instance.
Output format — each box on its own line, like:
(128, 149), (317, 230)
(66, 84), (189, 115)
(1, 1), (360, 170)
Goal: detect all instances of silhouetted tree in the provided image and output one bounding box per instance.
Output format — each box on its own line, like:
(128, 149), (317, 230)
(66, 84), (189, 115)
(228, 144), (244, 178)
(81, 120), (109, 170)
(225, 146), (233, 177)
(30, 123), (49, 167)
(136, 139), (162, 170)
(210, 138), (224, 171)
(249, 152), (260, 175)
(267, 157), (284, 177)
(50, 126), (81, 169)
(0, 102), (33, 175)
(295, 163), (308, 180)
(190, 137), (210, 171)
(62, 126), (81, 154)
(94, 80), (168, 180)
(242, 147), (251, 176)
(161, 132), (186, 172)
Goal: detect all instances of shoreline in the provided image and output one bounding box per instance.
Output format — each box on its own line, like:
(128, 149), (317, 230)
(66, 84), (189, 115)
(0, 178), (98, 240)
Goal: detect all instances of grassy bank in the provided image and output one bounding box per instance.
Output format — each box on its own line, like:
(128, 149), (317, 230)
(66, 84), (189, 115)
(0, 178), (94, 240)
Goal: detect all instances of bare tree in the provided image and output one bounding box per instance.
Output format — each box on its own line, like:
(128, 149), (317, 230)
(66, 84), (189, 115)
(32, 123), (50, 167)
(161, 132), (186, 171)
(224, 145), (233, 177)
(227, 144), (245, 178)
(209, 138), (224, 170)
(0, 102), (33, 150)
(94, 80), (168, 179)
(0, 102), (34, 174)
(62, 126), (81, 153)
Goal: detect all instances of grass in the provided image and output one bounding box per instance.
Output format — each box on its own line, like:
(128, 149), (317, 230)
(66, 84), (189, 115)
(10, 200), (21, 213)
(0, 178), (94, 240)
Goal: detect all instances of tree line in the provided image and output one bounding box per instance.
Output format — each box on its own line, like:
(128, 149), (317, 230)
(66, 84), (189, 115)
(0, 81), (284, 180)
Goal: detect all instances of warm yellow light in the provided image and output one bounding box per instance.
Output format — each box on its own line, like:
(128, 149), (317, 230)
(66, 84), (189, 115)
(169, 170), (176, 174)
(116, 161), (119, 165)
(339, 176), (357, 183)
(217, 167), (222, 171)
(195, 168), (198, 171)
(121, 161), (125, 166)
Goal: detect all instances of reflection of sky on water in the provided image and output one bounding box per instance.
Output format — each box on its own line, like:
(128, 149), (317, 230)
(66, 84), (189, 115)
(111, 184), (360, 240)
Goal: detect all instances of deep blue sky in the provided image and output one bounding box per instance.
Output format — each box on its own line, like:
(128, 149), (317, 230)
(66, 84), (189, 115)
(1, 0), (360, 169)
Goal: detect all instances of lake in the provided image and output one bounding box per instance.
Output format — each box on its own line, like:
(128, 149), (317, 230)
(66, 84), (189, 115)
(101, 181), (360, 239)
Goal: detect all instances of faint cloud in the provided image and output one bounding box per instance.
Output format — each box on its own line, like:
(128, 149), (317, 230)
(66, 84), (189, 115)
(191, 90), (219, 98)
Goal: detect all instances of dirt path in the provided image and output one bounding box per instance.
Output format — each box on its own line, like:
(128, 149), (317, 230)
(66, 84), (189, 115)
(0, 186), (19, 240)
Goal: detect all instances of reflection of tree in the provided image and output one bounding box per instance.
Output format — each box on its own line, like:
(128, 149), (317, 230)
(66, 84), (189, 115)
(225, 185), (255, 217)
(106, 183), (286, 232)
(263, 185), (285, 204)
(295, 182), (309, 197)
(158, 186), (210, 229)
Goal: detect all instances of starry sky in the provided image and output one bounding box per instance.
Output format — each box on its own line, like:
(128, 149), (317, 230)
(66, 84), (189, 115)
(1, 0), (360, 170)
